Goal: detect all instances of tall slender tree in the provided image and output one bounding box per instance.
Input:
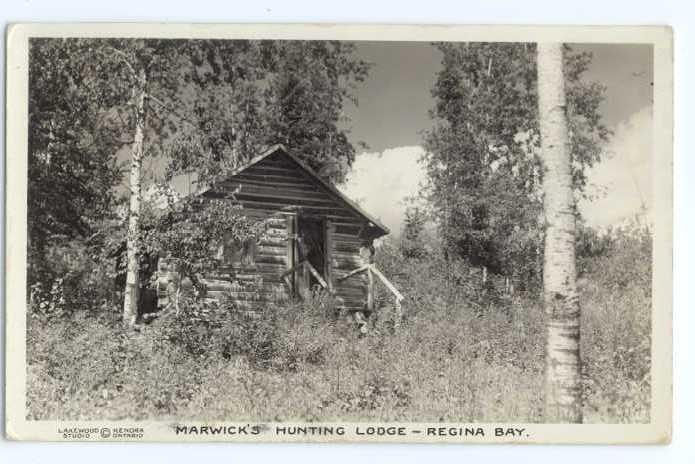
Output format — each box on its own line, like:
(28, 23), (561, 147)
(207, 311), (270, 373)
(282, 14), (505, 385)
(81, 39), (194, 325)
(122, 65), (148, 325)
(537, 42), (583, 423)
(422, 43), (609, 289)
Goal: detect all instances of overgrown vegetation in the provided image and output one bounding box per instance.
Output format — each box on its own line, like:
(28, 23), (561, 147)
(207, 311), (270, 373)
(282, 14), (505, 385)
(422, 43), (609, 288)
(27, 222), (650, 423)
(27, 38), (371, 323)
(25, 39), (650, 424)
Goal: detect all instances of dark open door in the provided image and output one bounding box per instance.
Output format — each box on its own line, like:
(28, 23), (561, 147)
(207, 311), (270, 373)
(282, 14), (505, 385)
(295, 214), (327, 296)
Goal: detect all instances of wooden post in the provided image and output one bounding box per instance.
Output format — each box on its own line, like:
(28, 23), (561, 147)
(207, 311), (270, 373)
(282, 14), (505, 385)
(285, 215), (295, 297)
(305, 262), (328, 289)
(301, 261), (308, 295)
(324, 219), (334, 293)
(300, 261), (309, 298)
(394, 299), (402, 331)
(354, 311), (368, 334)
(369, 265), (404, 302)
(366, 265), (374, 312)
(336, 264), (369, 282)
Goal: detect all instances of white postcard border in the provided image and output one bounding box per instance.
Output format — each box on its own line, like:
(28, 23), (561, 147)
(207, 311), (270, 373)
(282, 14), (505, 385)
(5, 22), (673, 444)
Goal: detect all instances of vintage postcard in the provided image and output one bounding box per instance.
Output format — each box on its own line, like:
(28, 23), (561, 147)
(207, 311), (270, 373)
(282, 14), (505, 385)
(5, 23), (672, 443)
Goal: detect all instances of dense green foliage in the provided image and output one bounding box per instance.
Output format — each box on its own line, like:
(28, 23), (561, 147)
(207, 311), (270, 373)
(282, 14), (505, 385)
(28, 39), (125, 276)
(422, 43), (610, 287)
(26, 39), (650, 425)
(262, 41), (370, 183)
(164, 40), (369, 185)
(28, 38), (369, 311)
(140, 196), (271, 286)
(399, 205), (429, 259)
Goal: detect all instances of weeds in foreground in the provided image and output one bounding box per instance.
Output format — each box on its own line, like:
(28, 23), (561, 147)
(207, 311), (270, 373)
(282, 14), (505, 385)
(26, 228), (650, 423)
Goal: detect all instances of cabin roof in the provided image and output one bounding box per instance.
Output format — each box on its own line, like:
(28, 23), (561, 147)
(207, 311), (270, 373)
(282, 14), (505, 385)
(200, 145), (390, 238)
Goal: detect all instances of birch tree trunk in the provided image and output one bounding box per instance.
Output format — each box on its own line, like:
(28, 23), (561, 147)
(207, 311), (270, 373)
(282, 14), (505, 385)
(537, 43), (583, 423)
(123, 67), (147, 326)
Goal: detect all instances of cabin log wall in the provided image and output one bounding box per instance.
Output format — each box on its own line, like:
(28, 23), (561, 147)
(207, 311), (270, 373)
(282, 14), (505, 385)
(197, 151), (370, 312)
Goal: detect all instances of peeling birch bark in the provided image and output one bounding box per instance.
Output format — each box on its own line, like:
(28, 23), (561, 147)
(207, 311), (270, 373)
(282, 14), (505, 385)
(537, 42), (583, 423)
(123, 67), (147, 326)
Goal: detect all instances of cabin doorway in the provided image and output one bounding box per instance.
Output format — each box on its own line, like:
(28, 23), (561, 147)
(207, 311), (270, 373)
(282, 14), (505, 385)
(295, 214), (327, 296)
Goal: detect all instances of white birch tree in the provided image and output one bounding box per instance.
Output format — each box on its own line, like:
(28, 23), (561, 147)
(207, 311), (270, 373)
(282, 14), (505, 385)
(122, 66), (147, 325)
(96, 40), (190, 326)
(537, 42), (583, 423)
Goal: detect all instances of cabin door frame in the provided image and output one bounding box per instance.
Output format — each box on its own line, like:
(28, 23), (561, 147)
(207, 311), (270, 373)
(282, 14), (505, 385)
(289, 213), (332, 297)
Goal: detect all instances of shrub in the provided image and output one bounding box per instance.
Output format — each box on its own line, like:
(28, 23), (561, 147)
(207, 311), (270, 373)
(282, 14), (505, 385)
(29, 238), (119, 320)
(26, 225), (651, 423)
(580, 222), (651, 423)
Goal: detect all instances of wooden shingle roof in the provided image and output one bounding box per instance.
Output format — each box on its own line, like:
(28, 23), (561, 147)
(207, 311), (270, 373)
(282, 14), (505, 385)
(200, 145), (390, 239)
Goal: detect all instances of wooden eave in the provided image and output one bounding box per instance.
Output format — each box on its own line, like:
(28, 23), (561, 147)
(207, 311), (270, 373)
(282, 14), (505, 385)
(198, 144), (390, 239)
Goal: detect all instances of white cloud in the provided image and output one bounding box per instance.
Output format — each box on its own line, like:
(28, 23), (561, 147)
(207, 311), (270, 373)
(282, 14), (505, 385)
(579, 106), (653, 228)
(339, 146), (427, 237)
(341, 109), (652, 238)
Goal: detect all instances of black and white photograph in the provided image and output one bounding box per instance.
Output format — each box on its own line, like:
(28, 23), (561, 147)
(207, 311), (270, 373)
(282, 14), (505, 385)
(4, 23), (672, 444)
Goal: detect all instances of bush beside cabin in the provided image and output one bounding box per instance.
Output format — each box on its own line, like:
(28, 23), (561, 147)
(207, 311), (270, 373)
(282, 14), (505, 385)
(155, 145), (398, 318)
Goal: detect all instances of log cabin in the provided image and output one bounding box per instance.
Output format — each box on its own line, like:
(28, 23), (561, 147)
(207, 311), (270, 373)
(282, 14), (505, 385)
(156, 144), (403, 319)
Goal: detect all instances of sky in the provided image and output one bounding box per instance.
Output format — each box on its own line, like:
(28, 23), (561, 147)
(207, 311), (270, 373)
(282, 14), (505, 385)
(339, 42), (654, 236)
(131, 41), (654, 237)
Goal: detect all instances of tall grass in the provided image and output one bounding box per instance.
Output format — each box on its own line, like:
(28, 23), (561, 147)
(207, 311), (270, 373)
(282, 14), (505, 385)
(26, 228), (651, 423)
